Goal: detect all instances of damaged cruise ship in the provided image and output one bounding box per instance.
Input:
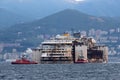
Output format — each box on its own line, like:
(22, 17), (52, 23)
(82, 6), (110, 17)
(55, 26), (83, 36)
(32, 32), (108, 64)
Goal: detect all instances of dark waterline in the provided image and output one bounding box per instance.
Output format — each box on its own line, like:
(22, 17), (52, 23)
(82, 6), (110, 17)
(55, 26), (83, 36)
(0, 63), (120, 80)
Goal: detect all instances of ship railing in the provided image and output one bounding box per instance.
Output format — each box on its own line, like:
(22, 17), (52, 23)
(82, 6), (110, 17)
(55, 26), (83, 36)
(42, 40), (73, 43)
(42, 49), (67, 51)
(41, 53), (71, 57)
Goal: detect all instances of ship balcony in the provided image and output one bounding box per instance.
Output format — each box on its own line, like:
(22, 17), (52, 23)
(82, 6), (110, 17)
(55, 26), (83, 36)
(42, 49), (67, 51)
(41, 57), (73, 61)
(41, 53), (72, 58)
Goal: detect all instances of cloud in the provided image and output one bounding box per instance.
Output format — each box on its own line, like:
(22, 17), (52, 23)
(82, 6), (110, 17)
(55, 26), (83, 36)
(65, 0), (86, 4)
(75, 0), (85, 2)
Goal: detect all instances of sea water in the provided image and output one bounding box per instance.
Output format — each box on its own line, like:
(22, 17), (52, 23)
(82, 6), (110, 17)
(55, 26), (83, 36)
(0, 63), (120, 80)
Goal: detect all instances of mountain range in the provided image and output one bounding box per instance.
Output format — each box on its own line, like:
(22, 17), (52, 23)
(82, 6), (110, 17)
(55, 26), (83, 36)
(0, 9), (120, 52)
(1, 0), (120, 20)
(75, 0), (120, 17)
(1, 0), (120, 29)
(0, 8), (30, 29)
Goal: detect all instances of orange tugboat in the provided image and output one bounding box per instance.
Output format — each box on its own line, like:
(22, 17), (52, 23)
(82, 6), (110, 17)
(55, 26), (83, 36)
(11, 55), (38, 64)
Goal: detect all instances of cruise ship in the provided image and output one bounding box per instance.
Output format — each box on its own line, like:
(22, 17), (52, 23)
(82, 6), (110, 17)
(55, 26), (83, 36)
(32, 32), (108, 64)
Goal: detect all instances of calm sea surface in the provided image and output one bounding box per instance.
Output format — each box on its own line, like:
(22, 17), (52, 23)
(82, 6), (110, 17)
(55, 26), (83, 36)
(0, 63), (120, 80)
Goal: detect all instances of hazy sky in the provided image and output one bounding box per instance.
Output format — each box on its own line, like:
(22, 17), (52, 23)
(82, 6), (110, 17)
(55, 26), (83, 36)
(0, 0), (80, 19)
(0, 0), (85, 3)
(1, 0), (120, 19)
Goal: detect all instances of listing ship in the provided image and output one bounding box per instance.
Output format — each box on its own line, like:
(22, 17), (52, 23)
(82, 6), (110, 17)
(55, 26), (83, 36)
(32, 32), (108, 64)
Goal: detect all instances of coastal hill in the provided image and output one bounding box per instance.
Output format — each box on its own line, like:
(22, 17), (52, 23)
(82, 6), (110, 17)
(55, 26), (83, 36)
(0, 9), (120, 51)
(4, 9), (120, 33)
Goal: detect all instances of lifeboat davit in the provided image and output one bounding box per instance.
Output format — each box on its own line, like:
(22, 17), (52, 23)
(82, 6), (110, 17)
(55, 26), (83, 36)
(11, 58), (38, 64)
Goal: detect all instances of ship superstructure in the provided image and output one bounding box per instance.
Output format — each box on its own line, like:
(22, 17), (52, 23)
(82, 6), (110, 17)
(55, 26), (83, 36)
(40, 33), (74, 63)
(32, 32), (108, 63)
